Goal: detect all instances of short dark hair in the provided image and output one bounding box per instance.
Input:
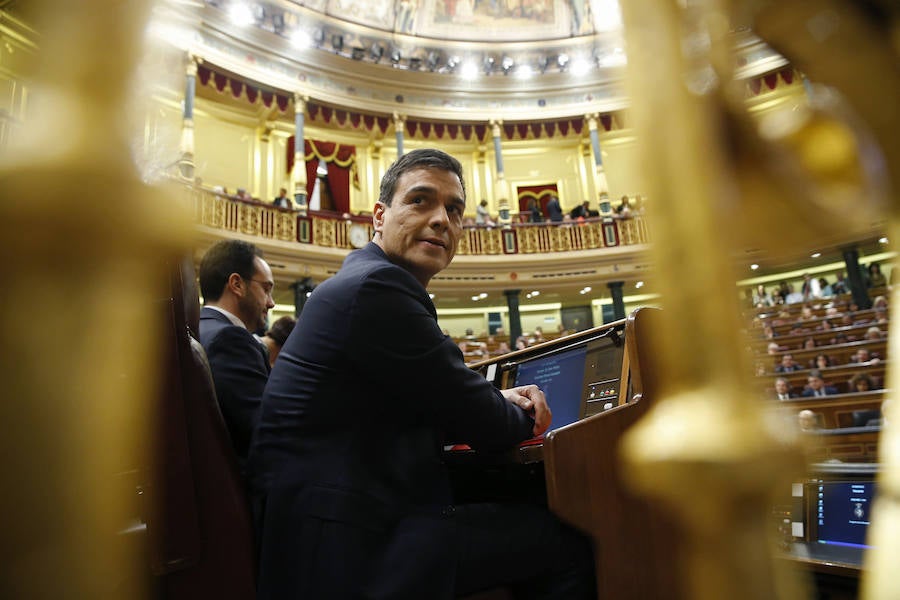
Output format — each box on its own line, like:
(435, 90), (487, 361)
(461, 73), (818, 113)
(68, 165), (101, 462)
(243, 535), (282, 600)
(265, 315), (297, 347)
(199, 240), (263, 302)
(378, 148), (465, 206)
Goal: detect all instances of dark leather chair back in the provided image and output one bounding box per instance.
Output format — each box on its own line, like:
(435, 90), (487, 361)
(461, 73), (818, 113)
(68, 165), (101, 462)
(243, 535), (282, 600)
(147, 258), (256, 599)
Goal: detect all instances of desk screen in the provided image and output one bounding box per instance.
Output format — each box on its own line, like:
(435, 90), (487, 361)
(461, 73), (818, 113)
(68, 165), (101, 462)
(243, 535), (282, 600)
(513, 344), (588, 433)
(815, 481), (877, 548)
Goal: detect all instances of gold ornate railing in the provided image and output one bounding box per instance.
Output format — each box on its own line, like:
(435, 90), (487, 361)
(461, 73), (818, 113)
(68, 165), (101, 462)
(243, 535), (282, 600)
(189, 186), (651, 254)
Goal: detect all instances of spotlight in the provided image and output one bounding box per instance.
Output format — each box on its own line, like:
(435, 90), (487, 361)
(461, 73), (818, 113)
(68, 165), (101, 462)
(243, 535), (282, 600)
(446, 55), (460, 71)
(290, 29), (312, 48)
(390, 48), (402, 64)
(408, 57), (422, 70)
(426, 51), (440, 71)
(483, 55), (495, 74)
(370, 44), (384, 62)
(536, 55), (549, 73)
(251, 4), (265, 23)
(460, 61), (478, 80)
(570, 58), (590, 76)
(331, 34), (343, 52)
(501, 56), (514, 74)
(351, 46), (365, 60)
(228, 3), (254, 26)
(272, 13), (285, 33)
(557, 53), (569, 70)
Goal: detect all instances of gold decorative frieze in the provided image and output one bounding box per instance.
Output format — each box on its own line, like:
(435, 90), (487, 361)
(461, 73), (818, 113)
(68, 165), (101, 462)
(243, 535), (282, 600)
(189, 187), (650, 255)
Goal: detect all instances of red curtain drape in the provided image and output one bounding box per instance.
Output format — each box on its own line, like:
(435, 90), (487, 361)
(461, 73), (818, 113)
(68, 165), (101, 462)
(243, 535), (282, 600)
(517, 184), (559, 215)
(287, 137), (357, 214)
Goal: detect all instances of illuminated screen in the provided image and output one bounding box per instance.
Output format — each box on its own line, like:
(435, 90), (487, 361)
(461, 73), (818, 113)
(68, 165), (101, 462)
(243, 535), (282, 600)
(513, 344), (587, 433)
(815, 481), (877, 548)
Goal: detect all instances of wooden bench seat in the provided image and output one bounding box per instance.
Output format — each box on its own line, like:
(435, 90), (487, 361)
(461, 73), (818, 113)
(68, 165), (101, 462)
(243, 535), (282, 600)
(761, 308), (887, 338)
(750, 321), (887, 354)
(775, 390), (886, 428)
(765, 339), (887, 373)
(802, 425), (881, 462)
(761, 361), (887, 396)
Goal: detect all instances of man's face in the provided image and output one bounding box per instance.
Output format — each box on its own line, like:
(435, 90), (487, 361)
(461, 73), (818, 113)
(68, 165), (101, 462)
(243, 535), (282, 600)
(808, 376), (824, 391)
(239, 256), (275, 332)
(775, 379), (788, 395)
(782, 355), (793, 366)
(373, 167), (465, 287)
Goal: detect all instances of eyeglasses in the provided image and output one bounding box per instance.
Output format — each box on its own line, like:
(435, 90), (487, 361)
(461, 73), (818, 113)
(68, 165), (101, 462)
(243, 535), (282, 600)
(246, 278), (275, 296)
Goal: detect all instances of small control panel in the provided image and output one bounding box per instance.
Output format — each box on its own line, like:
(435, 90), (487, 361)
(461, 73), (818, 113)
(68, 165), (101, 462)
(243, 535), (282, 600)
(585, 377), (620, 417)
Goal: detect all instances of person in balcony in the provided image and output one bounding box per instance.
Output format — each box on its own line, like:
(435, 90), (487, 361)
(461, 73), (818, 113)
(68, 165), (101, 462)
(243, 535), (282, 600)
(475, 199), (494, 226)
(545, 195), (563, 222)
(272, 187), (293, 210)
(614, 195), (632, 217)
(526, 197), (543, 223)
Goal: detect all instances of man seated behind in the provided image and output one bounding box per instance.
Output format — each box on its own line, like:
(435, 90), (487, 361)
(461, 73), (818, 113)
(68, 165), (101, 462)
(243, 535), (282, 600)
(248, 149), (595, 600)
(773, 377), (795, 400)
(198, 239), (275, 474)
(801, 370), (839, 397)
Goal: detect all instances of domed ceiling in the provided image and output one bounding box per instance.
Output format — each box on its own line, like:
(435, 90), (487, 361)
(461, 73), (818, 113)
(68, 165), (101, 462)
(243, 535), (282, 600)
(167, 0), (785, 120)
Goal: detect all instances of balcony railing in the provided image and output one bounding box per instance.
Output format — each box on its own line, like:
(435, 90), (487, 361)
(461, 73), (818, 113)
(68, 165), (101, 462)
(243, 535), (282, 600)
(191, 187), (651, 254)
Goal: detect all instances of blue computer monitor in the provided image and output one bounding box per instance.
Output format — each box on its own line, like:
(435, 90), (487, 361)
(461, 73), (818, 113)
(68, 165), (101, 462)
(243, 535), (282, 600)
(814, 480), (878, 549)
(513, 344), (588, 433)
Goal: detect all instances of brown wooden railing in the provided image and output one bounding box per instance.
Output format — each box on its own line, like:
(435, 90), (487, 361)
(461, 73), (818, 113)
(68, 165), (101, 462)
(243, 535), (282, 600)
(189, 187), (651, 254)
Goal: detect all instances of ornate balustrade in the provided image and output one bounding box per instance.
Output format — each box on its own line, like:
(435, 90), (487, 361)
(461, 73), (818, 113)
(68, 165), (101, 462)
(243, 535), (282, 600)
(190, 186), (651, 255)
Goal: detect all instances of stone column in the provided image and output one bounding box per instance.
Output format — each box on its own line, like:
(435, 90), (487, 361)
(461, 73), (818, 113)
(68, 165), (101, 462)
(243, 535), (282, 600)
(607, 280), (625, 320)
(586, 113), (609, 203)
(292, 277), (316, 317)
(842, 246), (871, 309)
(177, 55), (198, 180)
(503, 289), (522, 345)
(393, 112), (405, 156)
(292, 93), (309, 215)
(490, 120), (512, 227)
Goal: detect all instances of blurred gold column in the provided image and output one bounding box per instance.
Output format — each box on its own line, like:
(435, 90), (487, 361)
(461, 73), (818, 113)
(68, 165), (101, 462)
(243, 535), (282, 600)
(617, 1), (805, 598)
(745, 3), (900, 598)
(0, 1), (188, 597)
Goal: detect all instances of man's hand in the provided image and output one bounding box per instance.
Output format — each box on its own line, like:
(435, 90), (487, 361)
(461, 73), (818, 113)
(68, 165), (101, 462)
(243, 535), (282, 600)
(501, 385), (551, 437)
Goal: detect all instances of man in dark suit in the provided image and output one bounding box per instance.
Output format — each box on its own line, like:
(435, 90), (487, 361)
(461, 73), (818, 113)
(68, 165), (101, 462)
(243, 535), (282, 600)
(801, 370), (839, 397)
(772, 377), (796, 401)
(545, 195), (563, 222)
(198, 239), (275, 474)
(249, 149), (595, 599)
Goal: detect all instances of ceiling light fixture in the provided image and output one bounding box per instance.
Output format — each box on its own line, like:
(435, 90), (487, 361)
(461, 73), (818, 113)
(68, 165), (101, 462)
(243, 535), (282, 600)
(460, 61), (478, 80)
(570, 58), (591, 76)
(227, 3), (254, 26)
(290, 29), (312, 48)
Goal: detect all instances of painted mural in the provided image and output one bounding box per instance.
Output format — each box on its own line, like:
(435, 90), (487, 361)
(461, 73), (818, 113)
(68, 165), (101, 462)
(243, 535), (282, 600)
(288, 1), (604, 41)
